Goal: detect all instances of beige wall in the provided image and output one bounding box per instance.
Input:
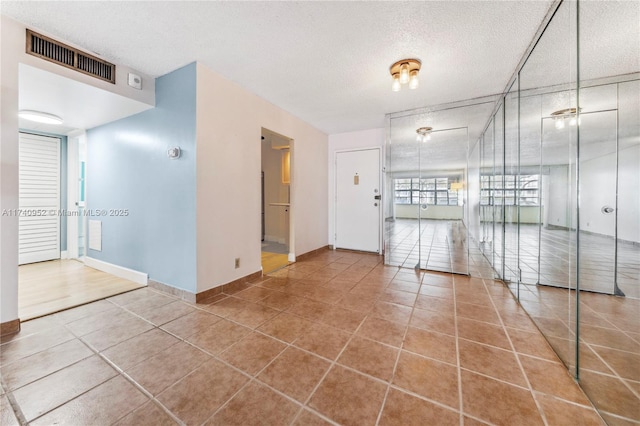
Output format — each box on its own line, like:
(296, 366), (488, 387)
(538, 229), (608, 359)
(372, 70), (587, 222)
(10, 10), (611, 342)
(0, 16), (154, 323)
(195, 63), (328, 293)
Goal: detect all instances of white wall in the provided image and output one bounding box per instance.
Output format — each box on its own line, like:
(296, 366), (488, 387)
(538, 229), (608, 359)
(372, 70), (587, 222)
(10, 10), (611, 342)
(467, 139), (481, 242)
(395, 205), (463, 220)
(328, 128), (385, 246)
(0, 16), (153, 324)
(195, 63), (328, 293)
(481, 206), (542, 224)
(581, 145), (640, 243)
(544, 165), (573, 228)
(617, 144), (640, 243)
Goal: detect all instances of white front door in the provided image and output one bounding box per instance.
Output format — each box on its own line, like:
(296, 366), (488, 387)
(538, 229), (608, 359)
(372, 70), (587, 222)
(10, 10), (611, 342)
(335, 148), (381, 253)
(19, 133), (61, 264)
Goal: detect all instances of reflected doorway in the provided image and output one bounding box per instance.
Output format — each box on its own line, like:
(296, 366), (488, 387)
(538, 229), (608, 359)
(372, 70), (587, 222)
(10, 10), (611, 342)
(261, 128), (292, 274)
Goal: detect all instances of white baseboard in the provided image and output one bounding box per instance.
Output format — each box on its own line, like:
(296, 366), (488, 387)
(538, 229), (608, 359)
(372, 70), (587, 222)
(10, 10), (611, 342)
(84, 257), (148, 285)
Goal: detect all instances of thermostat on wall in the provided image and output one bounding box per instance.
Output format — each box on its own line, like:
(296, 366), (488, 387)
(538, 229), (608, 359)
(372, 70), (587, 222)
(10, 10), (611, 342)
(128, 73), (142, 90)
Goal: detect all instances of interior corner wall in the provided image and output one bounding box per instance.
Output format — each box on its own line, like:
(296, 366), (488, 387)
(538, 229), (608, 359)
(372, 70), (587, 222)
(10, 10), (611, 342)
(327, 128), (385, 247)
(195, 63), (328, 293)
(86, 63), (197, 292)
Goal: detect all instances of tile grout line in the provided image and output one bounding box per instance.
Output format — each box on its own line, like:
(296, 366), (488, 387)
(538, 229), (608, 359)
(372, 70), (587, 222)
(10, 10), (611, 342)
(10, 251), (633, 425)
(597, 409), (640, 425)
(282, 255), (388, 425)
(296, 310), (374, 425)
(452, 275), (465, 426)
(197, 326), (299, 425)
(483, 277), (552, 426)
(19, 333), (146, 425)
(165, 291), (368, 426)
(373, 268), (415, 426)
(61, 311), (187, 426)
(0, 375), (28, 426)
(582, 340), (640, 401)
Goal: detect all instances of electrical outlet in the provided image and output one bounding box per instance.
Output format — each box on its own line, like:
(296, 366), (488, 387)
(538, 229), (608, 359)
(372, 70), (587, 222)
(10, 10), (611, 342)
(235, 258), (240, 269)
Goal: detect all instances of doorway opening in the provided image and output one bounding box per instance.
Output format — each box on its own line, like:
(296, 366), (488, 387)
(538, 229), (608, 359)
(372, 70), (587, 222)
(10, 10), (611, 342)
(261, 128), (293, 274)
(16, 63), (150, 320)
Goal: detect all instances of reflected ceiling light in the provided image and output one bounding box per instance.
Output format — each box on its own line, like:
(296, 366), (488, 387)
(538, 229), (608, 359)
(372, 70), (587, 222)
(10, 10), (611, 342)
(551, 108), (579, 130)
(390, 58), (421, 91)
(416, 126), (433, 142)
(18, 110), (63, 125)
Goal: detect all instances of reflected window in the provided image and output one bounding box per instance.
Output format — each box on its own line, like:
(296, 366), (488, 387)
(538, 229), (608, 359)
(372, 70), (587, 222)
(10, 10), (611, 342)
(481, 174), (539, 206)
(394, 177), (458, 205)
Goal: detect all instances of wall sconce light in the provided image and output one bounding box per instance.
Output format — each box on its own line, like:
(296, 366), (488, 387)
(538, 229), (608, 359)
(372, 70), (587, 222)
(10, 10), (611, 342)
(551, 108), (580, 129)
(416, 126), (433, 142)
(390, 58), (421, 91)
(167, 147), (181, 159)
(19, 110), (63, 125)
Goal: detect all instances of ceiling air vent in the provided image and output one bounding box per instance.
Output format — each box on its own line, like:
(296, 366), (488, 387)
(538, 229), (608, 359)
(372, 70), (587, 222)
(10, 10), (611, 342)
(26, 29), (116, 84)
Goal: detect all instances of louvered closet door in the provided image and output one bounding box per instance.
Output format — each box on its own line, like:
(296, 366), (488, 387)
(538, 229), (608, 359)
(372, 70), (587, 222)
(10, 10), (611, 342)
(19, 133), (61, 264)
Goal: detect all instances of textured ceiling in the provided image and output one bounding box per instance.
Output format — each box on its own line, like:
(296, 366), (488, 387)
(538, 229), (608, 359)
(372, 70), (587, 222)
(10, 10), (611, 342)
(387, 0), (640, 174)
(1, 0), (554, 134)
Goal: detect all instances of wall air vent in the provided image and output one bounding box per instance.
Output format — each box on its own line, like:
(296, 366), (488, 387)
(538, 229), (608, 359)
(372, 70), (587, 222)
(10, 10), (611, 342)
(26, 29), (116, 84)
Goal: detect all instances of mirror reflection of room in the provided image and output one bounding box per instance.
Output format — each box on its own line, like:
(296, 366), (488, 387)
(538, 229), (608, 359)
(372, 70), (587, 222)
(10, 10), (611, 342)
(385, 1), (639, 423)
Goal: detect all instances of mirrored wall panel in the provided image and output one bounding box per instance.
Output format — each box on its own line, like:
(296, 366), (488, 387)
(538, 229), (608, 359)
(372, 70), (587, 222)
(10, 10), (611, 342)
(467, 0), (639, 422)
(386, 1), (639, 422)
(385, 102), (495, 276)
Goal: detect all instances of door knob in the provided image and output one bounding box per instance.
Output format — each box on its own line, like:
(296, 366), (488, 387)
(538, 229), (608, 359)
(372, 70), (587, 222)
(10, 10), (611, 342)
(601, 206), (614, 214)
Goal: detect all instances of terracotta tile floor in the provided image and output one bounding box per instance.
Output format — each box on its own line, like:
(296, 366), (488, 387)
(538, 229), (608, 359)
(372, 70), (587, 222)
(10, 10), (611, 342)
(1, 251), (609, 425)
(514, 283), (640, 424)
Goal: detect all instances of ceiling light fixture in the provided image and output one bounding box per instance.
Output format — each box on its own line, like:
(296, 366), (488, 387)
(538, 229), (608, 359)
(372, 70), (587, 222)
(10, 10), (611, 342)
(18, 110), (63, 125)
(390, 59), (421, 91)
(416, 126), (433, 142)
(551, 108), (579, 130)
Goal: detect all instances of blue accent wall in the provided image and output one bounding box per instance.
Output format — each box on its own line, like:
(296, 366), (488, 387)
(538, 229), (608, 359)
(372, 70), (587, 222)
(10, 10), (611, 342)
(86, 63), (197, 292)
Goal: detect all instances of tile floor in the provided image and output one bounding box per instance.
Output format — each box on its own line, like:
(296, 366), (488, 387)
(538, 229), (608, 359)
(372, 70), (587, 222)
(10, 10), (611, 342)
(503, 224), (640, 298)
(514, 283), (640, 425)
(0, 250), (608, 425)
(384, 218), (639, 423)
(385, 219), (470, 275)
